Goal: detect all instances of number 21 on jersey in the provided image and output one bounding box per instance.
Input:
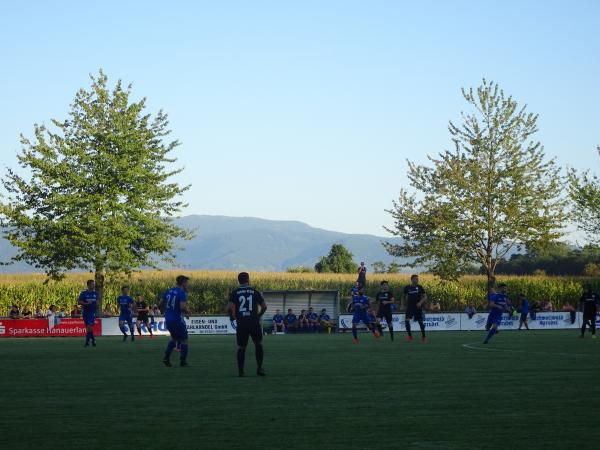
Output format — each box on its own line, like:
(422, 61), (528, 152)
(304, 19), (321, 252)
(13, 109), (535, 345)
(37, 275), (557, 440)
(239, 295), (253, 313)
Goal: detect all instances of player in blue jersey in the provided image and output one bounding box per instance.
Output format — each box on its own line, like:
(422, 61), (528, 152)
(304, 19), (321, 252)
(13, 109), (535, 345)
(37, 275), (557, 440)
(272, 309), (285, 333)
(484, 283), (509, 344)
(350, 282), (360, 297)
(78, 280), (98, 347)
(284, 308), (297, 332)
(117, 286), (135, 342)
(162, 275), (190, 367)
(307, 307), (319, 331)
(348, 288), (380, 343)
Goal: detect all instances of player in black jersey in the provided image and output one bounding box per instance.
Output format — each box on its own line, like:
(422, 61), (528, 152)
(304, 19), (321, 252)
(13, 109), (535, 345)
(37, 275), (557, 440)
(135, 295), (154, 339)
(580, 285), (599, 339)
(227, 272), (268, 377)
(403, 274), (427, 343)
(375, 281), (395, 341)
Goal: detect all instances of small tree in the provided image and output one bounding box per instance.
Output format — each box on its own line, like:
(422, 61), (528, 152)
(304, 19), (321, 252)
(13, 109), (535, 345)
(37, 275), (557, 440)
(387, 261), (401, 274)
(568, 147), (600, 244)
(384, 80), (565, 287)
(371, 261), (386, 274)
(0, 70), (191, 312)
(314, 244), (357, 273)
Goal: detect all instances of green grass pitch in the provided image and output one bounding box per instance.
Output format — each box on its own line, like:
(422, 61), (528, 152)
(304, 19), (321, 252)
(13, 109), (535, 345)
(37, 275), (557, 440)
(1, 330), (599, 450)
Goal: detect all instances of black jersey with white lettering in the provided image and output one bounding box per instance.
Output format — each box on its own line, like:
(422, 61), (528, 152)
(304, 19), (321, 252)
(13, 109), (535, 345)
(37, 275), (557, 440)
(404, 284), (426, 308)
(229, 286), (266, 322)
(581, 292), (599, 316)
(376, 291), (394, 313)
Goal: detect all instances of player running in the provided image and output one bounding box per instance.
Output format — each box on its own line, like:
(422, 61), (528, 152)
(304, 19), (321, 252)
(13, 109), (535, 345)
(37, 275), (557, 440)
(135, 295), (154, 339)
(403, 275), (427, 343)
(227, 272), (268, 377)
(117, 286), (135, 342)
(78, 279), (98, 347)
(580, 285), (599, 339)
(348, 288), (380, 343)
(484, 283), (510, 344)
(375, 280), (395, 341)
(162, 275), (190, 367)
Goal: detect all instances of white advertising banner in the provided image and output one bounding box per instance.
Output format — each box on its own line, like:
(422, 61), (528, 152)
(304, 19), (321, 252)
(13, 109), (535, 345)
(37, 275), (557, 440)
(338, 312), (584, 331)
(101, 316), (236, 336)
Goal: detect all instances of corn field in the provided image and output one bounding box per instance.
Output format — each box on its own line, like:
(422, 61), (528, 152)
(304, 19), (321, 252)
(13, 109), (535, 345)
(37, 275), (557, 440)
(0, 271), (598, 315)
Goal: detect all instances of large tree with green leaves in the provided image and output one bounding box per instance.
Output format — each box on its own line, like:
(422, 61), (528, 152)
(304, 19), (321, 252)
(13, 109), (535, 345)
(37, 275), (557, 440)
(568, 147), (600, 244)
(384, 80), (565, 287)
(0, 70), (191, 311)
(314, 244), (357, 273)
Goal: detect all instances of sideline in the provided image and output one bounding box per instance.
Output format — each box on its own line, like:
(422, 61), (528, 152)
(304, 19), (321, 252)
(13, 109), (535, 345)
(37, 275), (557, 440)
(461, 341), (592, 358)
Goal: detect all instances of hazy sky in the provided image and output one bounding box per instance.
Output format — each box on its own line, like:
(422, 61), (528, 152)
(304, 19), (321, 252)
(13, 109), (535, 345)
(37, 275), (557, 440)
(1, 0), (599, 236)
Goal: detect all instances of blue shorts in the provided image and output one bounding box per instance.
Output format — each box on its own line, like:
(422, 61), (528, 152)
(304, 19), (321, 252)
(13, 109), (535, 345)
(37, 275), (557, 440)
(166, 319), (188, 341)
(488, 312), (503, 326)
(352, 311), (370, 325)
(118, 314), (133, 323)
(82, 314), (96, 326)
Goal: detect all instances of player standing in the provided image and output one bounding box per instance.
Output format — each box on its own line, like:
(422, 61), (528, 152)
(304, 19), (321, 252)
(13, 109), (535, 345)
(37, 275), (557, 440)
(135, 295), (154, 339)
(517, 293), (530, 330)
(375, 281), (395, 341)
(403, 275), (427, 343)
(78, 280), (98, 347)
(484, 283), (509, 344)
(162, 275), (190, 367)
(117, 286), (135, 342)
(348, 288), (380, 343)
(580, 285), (599, 339)
(357, 262), (367, 288)
(227, 272), (267, 377)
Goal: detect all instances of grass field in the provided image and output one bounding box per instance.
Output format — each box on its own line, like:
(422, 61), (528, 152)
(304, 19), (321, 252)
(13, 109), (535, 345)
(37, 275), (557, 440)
(1, 331), (600, 450)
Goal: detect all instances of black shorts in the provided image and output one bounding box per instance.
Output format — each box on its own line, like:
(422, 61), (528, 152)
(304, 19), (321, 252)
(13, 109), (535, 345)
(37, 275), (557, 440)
(274, 323), (284, 331)
(376, 310), (393, 323)
(583, 313), (597, 322)
(236, 320), (263, 347)
(520, 313), (528, 322)
(405, 306), (424, 321)
(137, 315), (149, 324)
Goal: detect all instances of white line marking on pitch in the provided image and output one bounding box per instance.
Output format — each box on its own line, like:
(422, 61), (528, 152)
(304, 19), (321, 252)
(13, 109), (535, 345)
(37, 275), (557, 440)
(462, 342), (592, 358)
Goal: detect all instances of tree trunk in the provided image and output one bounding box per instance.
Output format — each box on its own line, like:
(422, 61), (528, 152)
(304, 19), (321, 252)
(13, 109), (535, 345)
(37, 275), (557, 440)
(95, 268), (105, 316)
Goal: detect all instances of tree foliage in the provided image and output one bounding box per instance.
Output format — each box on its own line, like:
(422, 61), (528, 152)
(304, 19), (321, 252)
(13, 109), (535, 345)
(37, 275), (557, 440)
(371, 261), (386, 274)
(314, 244), (357, 273)
(384, 80), (565, 285)
(0, 70), (191, 309)
(568, 147), (600, 244)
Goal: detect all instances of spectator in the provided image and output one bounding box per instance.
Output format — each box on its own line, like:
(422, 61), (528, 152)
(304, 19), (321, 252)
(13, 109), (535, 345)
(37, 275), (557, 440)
(34, 307), (44, 318)
(103, 304), (113, 318)
(465, 304), (476, 319)
(307, 307), (319, 331)
(430, 300), (441, 312)
(518, 294), (530, 330)
(21, 306), (32, 319)
(45, 305), (57, 319)
(9, 305), (20, 319)
(58, 307), (68, 318)
(542, 299), (554, 312)
(563, 301), (577, 324)
(151, 305), (161, 317)
(357, 262), (367, 288)
(70, 305), (81, 318)
(272, 309), (285, 334)
(284, 308), (297, 332)
(319, 308), (334, 334)
(298, 309), (309, 330)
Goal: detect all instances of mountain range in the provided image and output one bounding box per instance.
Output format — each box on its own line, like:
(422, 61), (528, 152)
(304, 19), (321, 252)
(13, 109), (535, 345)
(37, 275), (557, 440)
(0, 215), (404, 273)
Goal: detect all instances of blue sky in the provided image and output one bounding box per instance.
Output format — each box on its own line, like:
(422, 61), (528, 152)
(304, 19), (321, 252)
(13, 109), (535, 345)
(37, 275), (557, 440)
(1, 0), (599, 236)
